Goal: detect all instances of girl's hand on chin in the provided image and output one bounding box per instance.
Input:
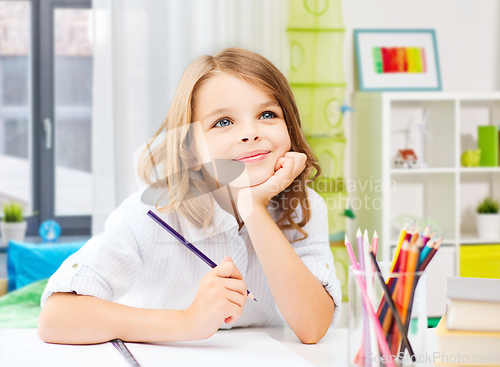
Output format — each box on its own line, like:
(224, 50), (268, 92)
(237, 152), (307, 215)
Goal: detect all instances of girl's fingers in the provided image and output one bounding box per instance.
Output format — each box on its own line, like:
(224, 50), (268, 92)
(213, 258), (243, 280)
(222, 278), (247, 297)
(225, 288), (247, 308)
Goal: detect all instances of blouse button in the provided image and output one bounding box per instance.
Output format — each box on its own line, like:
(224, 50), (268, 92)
(72, 263), (79, 268)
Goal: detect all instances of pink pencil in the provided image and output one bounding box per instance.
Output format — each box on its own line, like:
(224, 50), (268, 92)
(372, 230), (379, 257)
(345, 235), (396, 367)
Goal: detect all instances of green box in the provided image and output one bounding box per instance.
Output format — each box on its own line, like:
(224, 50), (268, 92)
(288, 0), (344, 30)
(287, 30), (345, 84)
(478, 125), (499, 166)
(292, 85), (345, 137)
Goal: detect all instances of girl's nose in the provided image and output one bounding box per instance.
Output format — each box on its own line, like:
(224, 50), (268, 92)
(241, 134), (260, 142)
(240, 124), (261, 142)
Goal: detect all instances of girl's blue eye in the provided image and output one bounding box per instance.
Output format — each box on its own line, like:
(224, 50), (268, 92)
(260, 111), (277, 119)
(213, 118), (233, 128)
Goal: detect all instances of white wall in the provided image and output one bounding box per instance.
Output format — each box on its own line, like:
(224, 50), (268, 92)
(341, 0), (500, 220)
(343, 0), (500, 93)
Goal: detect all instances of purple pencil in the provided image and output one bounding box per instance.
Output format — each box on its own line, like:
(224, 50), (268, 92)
(356, 228), (370, 367)
(147, 210), (257, 301)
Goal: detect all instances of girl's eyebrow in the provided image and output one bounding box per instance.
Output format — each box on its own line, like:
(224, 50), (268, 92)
(203, 101), (279, 120)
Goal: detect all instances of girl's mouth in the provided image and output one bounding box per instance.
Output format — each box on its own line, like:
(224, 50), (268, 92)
(235, 151), (270, 163)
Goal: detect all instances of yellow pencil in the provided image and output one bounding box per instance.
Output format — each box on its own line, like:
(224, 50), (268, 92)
(391, 223), (409, 272)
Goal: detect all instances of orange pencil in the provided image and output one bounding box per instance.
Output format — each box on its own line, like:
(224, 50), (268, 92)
(401, 238), (420, 322)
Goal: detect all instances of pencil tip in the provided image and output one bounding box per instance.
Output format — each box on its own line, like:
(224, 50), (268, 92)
(373, 230), (378, 238)
(356, 228), (362, 236)
(345, 234), (350, 244)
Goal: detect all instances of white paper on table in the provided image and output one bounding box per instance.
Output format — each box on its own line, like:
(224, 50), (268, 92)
(127, 332), (314, 367)
(0, 329), (314, 367)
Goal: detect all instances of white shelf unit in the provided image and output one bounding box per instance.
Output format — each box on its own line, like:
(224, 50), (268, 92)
(353, 92), (500, 317)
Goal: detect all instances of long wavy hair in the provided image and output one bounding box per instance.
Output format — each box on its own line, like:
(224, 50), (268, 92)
(137, 47), (321, 241)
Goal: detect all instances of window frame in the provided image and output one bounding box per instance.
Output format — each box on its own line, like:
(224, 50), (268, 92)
(26, 0), (92, 236)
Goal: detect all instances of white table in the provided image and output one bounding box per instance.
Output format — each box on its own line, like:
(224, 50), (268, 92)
(0, 327), (440, 367)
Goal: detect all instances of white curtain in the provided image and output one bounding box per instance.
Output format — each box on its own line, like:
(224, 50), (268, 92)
(91, 0), (289, 234)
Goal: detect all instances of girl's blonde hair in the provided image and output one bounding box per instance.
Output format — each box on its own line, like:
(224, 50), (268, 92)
(138, 47), (321, 241)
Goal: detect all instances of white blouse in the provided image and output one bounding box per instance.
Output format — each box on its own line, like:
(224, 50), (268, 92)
(41, 186), (342, 329)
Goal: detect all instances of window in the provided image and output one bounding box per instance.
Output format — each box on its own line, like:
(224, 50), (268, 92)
(0, 0), (92, 236)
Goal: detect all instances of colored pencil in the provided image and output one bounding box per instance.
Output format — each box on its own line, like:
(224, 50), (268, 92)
(372, 230), (379, 258)
(401, 236), (442, 355)
(418, 237), (442, 271)
(418, 235), (435, 267)
(345, 235), (396, 367)
(111, 339), (141, 367)
(401, 238), (420, 322)
(356, 229), (370, 367)
(363, 230), (379, 365)
(422, 224), (431, 245)
(147, 210), (257, 301)
(391, 223), (408, 272)
(369, 250), (416, 363)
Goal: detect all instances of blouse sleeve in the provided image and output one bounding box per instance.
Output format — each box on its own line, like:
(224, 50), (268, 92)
(40, 201), (143, 307)
(276, 188), (343, 328)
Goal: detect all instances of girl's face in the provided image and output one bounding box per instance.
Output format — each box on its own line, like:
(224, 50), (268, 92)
(192, 72), (291, 188)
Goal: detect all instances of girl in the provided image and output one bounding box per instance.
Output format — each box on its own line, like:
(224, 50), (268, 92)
(38, 47), (342, 345)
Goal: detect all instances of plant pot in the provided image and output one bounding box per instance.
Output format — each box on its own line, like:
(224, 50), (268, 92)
(0, 221), (27, 247)
(476, 214), (500, 239)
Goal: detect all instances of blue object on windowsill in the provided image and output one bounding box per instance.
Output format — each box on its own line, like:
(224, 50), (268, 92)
(7, 240), (86, 292)
(39, 220), (61, 242)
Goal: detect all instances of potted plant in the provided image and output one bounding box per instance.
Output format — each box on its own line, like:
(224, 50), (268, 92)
(476, 197), (500, 239)
(1, 202), (27, 247)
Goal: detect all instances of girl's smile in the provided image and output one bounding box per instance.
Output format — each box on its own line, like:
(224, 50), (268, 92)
(234, 150), (270, 163)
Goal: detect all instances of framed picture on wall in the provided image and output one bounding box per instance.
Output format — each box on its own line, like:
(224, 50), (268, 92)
(354, 29), (442, 91)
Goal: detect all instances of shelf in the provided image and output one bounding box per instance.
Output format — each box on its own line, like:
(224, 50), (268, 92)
(391, 168), (456, 174)
(390, 168), (500, 174)
(459, 167), (500, 173)
(460, 234), (500, 244)
(355, 92), (500, 318)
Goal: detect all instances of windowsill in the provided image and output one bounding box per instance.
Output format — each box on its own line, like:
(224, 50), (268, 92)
(0, 235), (90, 253)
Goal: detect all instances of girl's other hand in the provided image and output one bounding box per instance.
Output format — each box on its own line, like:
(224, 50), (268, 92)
(184, 256), (247, 340)
(237, 152), (306, 213)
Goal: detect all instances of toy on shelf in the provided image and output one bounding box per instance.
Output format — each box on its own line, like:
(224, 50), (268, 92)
(393, 149), (418, 168)
(412, 110), (432, 168)
(392, 110), (432, 168)
(461, 149), (481, 167)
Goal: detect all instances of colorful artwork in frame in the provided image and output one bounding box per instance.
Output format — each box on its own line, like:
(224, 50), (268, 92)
(354, 29), (442, 91)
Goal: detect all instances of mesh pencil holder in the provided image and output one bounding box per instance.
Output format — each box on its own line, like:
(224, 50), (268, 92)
(307, 136), (346, 180)
(288, 0), (344, 29)
(348, 262), (427, 367)
(293, 85), (346, 137)
(316, 190), (347, 236)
